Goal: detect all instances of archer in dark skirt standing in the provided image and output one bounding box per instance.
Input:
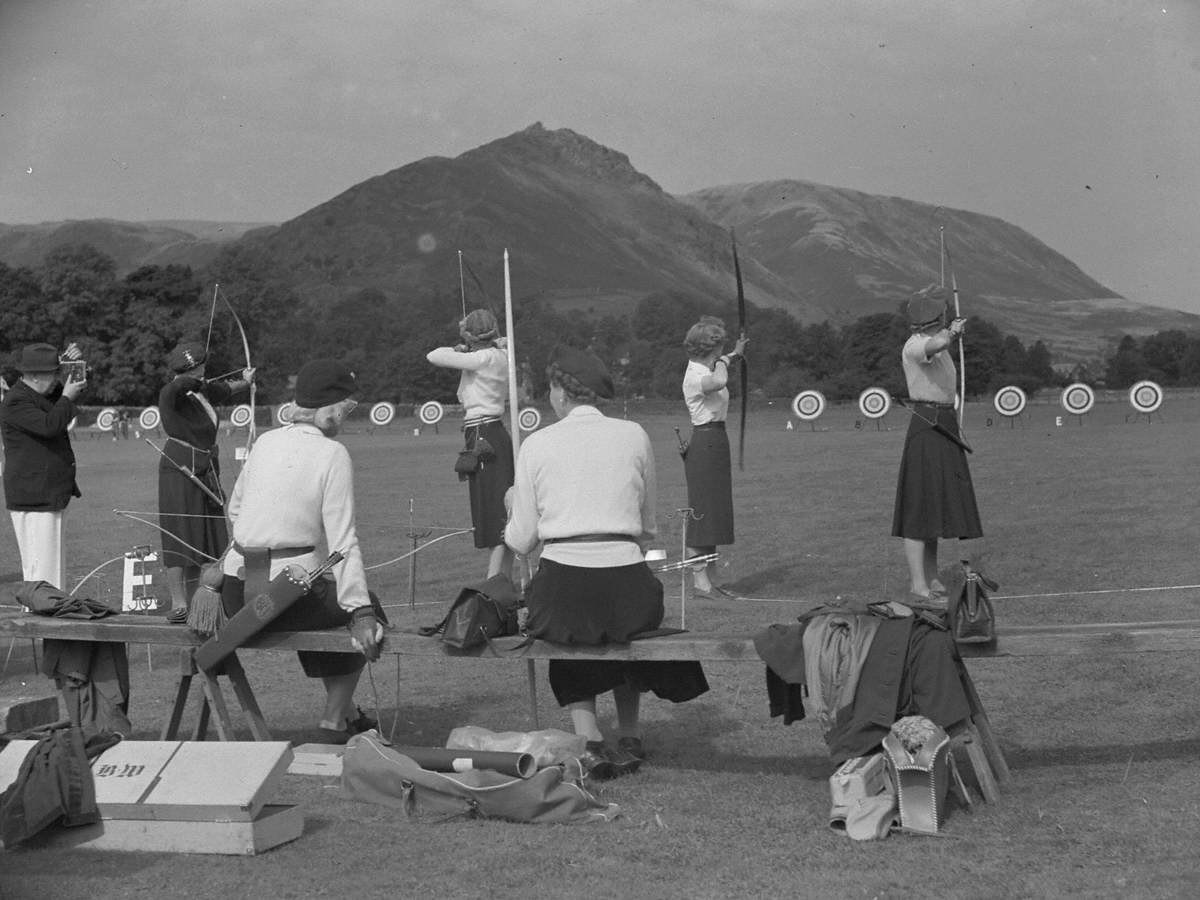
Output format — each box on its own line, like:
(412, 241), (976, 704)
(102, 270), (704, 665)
(426, 309), (514, 581)
(158, 341), (253, 622)
(680, 316), (747, 599)
(891, 286), (981, 604)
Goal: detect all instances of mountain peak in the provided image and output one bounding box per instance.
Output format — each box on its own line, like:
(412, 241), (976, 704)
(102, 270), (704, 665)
(464, 123), (661, 192)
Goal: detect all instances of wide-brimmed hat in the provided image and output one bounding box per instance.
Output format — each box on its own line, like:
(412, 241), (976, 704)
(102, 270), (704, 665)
(295, 359), (358, 408)
(168, 342), (207, 374)
(905, 286), (950, 328)
(15, 343), (61, 374)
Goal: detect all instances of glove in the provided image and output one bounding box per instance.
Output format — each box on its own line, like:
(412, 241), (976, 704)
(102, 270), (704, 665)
(349, 608), (383, 661)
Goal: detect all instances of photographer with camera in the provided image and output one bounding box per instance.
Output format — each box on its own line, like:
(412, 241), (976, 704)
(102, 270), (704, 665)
(0, 342), (87, 589)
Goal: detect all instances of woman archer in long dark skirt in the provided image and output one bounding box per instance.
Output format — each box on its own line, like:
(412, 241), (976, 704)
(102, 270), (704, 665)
(891, 286), (982, 604)
(680, 316), (747, 599)
(157, 341), (252, 622)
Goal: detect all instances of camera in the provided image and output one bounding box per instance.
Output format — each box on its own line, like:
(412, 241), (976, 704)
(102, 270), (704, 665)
(62, 360), (88, 383)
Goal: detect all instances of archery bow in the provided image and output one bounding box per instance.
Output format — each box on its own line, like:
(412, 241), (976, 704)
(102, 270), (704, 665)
(731, 229), (747, 471)
(940, 234), (967, 429)
(208, 283), (257, 456)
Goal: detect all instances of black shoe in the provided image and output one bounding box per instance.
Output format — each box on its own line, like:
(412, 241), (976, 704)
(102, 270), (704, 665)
(347, 706), (377, 735)
(581, 741), (616, 781)
(616, 736), (645, 763)
(606, 741), (642, 777)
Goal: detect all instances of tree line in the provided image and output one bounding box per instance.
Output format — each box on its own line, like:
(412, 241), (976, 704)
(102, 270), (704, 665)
(0, 242), (1093, 408)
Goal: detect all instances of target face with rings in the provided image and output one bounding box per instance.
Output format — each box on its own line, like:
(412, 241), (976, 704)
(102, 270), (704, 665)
(276, 402), (295, 425)
(791, 389), (826, 421)
(229, 404), (253, 428)
(858, 387), (891, 419)
(418, 400), (444, 426)
(369, 402), (395, 426)
(95, 407), (118, 431)
(1129, 380), (1163, 414)
(518, 407), (542, 431)
(138, 407), (160, 430)
(993, 385), (1028, 417)
(1060, 382), (1095, 416)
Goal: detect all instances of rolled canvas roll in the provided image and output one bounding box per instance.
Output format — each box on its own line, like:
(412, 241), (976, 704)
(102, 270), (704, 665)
(391, 746), (536, 779)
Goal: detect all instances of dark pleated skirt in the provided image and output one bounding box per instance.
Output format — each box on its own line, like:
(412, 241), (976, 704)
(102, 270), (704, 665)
(527, 559), (709, 707)
(465, 420), (514, 549)
(220, 574), (376, 678)
(891, 407), (983, 540)
(683, 422), (734, 546)
(158, 458), (228, 569)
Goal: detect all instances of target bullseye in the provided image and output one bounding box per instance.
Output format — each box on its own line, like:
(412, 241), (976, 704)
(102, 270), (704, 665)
(1060, 383), (1095, 416)
(418, 401), (444, 426)
(369, 402), (395, 427)
(1128, 380), (1163, 414)
(96, 408), (118, 432)
(993, 385), (1027, 417)
(517, 407), (542, 431)
(138, 407), (160, 431)
(229, 404), (253, 428)
(276, 402), (295, 425)
(791, 390), (826, 422)
(858, 387), (891, 420)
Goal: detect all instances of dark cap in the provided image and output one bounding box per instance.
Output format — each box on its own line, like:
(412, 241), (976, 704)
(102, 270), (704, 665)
(294, 359), (358, 408)
(15, 343), (61, 374)
(905, 285), (950, 328)
(168, 342), (207, 374)
(548, 346), (614, 400)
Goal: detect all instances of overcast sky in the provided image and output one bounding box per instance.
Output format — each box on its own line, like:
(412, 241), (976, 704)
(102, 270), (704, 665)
(2, 1), (1198, 313)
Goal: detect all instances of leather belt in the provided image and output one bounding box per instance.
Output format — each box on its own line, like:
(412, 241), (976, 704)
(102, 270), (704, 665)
(544, 533), (639, 545)
(912, 400), (955, 409)
(692, 421), (726, 430)
(233, 542), (316, 559)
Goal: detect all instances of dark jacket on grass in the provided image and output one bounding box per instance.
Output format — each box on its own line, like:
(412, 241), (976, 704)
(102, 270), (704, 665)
(0, 379), (80, 511)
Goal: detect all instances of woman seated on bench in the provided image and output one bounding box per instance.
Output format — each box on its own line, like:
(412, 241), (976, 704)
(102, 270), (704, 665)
(219, 359), (384, 744)
(505, 346), (709, 780)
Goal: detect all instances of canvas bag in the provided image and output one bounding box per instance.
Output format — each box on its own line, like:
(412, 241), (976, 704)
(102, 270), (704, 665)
(948, 568), (998, 644)
(339, 732), (619, 824)
(419, 573), (520, 650)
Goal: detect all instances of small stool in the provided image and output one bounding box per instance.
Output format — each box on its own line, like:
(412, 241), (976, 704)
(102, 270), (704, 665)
(161, 648), (272, 741)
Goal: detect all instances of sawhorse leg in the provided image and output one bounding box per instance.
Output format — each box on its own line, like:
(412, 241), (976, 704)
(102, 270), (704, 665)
(162, 648), (273, 741)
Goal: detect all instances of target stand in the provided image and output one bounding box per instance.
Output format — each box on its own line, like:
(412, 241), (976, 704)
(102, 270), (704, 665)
(416, 400), (444, 435)
(857, 387), (891, 432)
(991, 385), (1029, 429)
(1124, 380), (1163, 425)
(1059, 383), (1095, 427)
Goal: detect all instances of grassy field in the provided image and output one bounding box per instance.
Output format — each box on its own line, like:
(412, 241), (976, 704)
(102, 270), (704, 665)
(2, 395), (1199, 899)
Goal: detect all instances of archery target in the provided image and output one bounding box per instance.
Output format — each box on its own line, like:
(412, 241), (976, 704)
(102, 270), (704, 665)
(95, 407), (118, 432)
(1060, 383), (1095, 416)
(791, 390), (826, 422)
(369, 402), (396, 427)
(229, 404), (253, 428)
(993, 385), (1028, 417)
(276, 402), (295, 425)
(1129, 380), (1163, 414)
(138, 407), (161, 431)
(517, 407), (542, 432)
(418, 400), (444, 426)
(857, 387), (891, 420)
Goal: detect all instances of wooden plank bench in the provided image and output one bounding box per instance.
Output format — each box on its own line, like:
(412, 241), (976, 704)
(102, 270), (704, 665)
(7, 609), (1198, 802)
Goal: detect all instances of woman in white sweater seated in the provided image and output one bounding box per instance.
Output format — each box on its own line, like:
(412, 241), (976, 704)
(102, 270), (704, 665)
(505, 346), (709, 780)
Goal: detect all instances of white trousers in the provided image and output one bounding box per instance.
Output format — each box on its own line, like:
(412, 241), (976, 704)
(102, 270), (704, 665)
(9, 510), (66, 590)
